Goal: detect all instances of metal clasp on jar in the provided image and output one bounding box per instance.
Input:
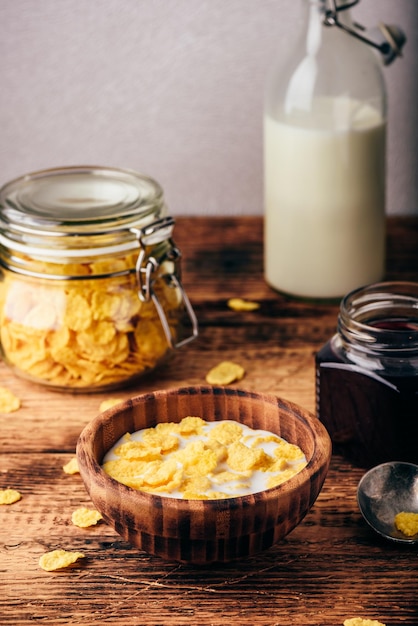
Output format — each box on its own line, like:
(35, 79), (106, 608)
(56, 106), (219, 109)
(131, 217), (198, 349)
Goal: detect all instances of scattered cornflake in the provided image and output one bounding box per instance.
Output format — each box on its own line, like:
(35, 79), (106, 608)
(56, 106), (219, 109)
(71, 507), (103, 528)
(0, 488), (22, 505)
(62, 457), (79, 475)
(394, 511), (418, 537)
(227, 298), (260, 312)
(344, 617), (385, 626)
(39, 549), (85, 572)
(205, 361), (245, 385)
(99, 398), (123, 412)
(0, 386), (21, 413)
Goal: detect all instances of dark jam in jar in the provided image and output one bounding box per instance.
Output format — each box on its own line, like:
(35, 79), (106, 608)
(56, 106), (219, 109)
(316, 283), (418, 468)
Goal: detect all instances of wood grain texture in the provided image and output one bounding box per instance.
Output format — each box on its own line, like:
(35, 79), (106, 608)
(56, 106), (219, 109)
(76, 386), (331, 564)
(1, 216), (418, 625)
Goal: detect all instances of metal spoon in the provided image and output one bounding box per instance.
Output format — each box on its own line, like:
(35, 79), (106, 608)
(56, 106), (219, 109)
(357, 461), (418, 543)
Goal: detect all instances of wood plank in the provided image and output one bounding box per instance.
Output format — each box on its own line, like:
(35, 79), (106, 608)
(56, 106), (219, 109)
(2, 455), (417, 625)
(1, 216), (418, 625)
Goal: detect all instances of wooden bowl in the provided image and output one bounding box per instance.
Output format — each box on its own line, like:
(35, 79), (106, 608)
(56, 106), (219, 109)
(76, 386), (331, 564)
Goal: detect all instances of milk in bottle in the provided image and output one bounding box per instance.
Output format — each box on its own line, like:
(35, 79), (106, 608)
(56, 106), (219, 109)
(264, 0), (387, 299)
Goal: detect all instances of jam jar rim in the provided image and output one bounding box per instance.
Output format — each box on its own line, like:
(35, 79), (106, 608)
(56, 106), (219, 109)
(338, 280), (418, 354)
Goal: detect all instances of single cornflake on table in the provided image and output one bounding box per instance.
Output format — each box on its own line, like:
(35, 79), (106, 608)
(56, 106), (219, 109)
(205, 361), (245, 385)
(0, 488), (22, 505)
(0, 386), (21, 413)
(62, 457), (79, 475)
(227, 298), (260, 312)
(39, 549), (85, 572)
(99, 398), (123, 412)
(71, 507), (103, 528)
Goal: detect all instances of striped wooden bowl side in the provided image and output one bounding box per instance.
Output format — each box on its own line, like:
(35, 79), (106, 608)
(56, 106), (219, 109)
(77, 386), (331, 564)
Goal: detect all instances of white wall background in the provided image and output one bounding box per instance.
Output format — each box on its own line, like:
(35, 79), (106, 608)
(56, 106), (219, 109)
(1, 0), (417, 216)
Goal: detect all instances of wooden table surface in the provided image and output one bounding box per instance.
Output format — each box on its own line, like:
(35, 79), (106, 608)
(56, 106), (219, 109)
(1, 216), (418, 626)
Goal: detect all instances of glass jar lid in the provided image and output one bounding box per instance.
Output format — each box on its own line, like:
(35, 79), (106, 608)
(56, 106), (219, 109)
(0, 166), (166, 257)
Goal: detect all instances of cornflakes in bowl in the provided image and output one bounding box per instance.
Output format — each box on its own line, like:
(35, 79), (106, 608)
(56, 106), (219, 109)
(77, 385), (331, 564)
(102, 417), (307, 499)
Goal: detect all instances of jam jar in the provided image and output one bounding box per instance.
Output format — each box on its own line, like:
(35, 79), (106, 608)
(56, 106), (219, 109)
(316, 281), (418, 467)
(0, 166), (198, 392)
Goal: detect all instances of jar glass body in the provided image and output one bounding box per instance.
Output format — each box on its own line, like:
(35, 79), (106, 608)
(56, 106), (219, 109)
(0, 166), (197, 392)
(316, 282), (418, 467)
(264, 0), (387, 299)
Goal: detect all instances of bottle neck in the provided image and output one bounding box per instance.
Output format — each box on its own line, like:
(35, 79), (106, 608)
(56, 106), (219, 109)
(305, 0), (354, 50)
(307, 0), (354, 17)
(265, 0), (386, 125)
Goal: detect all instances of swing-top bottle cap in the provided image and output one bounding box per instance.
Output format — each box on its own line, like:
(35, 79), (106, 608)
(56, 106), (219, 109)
(323, 0), (406, 65)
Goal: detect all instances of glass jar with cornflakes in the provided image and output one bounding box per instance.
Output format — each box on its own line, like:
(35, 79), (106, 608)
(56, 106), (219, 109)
(0, 166), (198, 391)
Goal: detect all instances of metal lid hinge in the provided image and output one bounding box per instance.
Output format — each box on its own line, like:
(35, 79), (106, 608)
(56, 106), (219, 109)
(131, 217), (198, 349)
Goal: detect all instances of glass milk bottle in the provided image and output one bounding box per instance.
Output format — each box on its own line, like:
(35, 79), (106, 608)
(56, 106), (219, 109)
(264, 0), (388, 300)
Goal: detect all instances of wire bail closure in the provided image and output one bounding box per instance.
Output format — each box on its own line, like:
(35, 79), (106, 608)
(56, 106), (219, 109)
(132, 217), (199, 349)
(323, 0), (406, 65)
